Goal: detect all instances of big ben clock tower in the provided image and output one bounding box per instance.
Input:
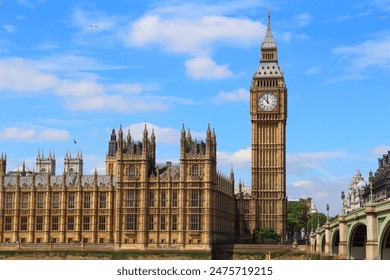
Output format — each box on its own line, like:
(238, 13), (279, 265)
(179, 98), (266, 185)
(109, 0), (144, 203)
(250, 11), (287, 240)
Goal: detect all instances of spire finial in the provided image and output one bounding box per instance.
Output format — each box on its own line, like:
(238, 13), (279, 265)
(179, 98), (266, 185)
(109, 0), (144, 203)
(268, 7), (271, 25)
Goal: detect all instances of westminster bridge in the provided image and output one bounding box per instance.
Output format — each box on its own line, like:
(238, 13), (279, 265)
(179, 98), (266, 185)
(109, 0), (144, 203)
(310, 199), (390, 259)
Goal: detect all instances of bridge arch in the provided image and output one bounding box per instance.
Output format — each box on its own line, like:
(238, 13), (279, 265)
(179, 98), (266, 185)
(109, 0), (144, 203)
(348, 223), (367, 259)
(379, 219), (390, 260)
(331, 229), (340, 256)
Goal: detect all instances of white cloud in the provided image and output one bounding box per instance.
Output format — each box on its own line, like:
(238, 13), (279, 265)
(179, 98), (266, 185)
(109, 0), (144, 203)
(371, 0), (390, 12)
(36, 40), (60, 50)
(218, 147), (251, 169)
(184, 57), (232, 79)
(0, 127), (69, 141)
(213, 88), (249, 103)
(371, 145), (390, 155)
(0, 58), (58, 93)
(148, 1), (263, 19)
(287, 151), (346, 177)
(37, 129), (70, 141)
(3, 25), (16, 33)
(16, 0), (46, 8)
(305, 65), (322, 75)
(125, 15), (263, 56)
(72, 8), (118, 32)
(0, 57), (172, 113)
(33, 54), (125, 73)
(325, 12), (370, 23)
(124, 13), (263, 79)
(0, 128), (35, 140)
(294, 13), (312, 27)
(287, 178), (345, 215)
(292, 180), (312, 187)
(332, 35), (390, 72)
(281, 32), (292, 43)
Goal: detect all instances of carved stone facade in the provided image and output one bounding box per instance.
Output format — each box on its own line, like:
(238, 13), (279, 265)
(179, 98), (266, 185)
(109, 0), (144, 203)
(0, 11), (288, 248)
(248, 11), (287, 239)
(0, 125), (236, 250)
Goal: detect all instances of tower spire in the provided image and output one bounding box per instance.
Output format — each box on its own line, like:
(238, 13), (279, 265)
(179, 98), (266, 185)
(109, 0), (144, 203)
(262, 9), (277, 51)
(268, 6), (271, 26)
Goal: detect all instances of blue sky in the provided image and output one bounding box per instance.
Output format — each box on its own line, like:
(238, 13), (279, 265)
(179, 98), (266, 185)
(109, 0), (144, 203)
(1, 0), (390, 216)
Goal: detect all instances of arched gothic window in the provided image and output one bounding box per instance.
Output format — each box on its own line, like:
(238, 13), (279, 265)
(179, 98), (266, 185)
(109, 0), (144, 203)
(191, 165), (199, 177)
(129, 165), (136, 177)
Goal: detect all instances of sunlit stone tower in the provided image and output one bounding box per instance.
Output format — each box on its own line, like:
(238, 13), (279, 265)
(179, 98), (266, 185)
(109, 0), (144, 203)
(249, 11), (288, 239)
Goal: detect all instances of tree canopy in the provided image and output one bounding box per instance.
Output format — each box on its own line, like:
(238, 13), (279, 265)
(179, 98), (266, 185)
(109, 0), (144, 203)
(287, 200), (309, 238)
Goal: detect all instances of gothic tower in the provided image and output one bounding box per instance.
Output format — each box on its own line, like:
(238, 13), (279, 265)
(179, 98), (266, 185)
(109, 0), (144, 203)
(0, 153), (6, 176)
(36, 149), (56, 175)
(179, 124), (217, 247)
(105, 124), (156, 179)
(250, 11), (287, 239)
(64, 150), (83, 175)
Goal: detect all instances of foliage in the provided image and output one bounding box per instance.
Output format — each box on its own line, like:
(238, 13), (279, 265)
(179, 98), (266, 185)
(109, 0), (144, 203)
(253, 227), (281, 243)
(287, 200), (309, 238)
(307, 212), (328, 233)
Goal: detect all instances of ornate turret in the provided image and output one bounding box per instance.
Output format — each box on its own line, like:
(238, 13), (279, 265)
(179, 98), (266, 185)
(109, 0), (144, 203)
(64, 150), (83, 175)
(36, 149), (56, 175)
(0, 153), (6, 176)
(118, 125), (124, 152)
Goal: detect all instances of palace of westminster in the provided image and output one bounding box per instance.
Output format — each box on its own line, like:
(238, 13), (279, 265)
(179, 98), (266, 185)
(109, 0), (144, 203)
(1, 12), (388, 251)
(0, 12), (288, 250)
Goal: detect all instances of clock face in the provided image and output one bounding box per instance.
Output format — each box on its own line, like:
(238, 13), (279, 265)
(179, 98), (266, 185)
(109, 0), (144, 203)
(259, 93), (277, 111)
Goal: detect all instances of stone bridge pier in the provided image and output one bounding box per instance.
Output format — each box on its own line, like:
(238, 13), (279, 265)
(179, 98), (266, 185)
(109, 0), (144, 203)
(310, 200), (390, 260)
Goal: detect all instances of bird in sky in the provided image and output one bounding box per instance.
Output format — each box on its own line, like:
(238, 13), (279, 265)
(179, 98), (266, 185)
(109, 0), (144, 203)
(89, 25), (98, 28)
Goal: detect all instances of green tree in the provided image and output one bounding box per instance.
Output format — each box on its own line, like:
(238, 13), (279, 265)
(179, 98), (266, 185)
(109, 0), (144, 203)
(253, 227), (281, 243)
(307, 212), (328, 233)
(287, 200), (309, 239)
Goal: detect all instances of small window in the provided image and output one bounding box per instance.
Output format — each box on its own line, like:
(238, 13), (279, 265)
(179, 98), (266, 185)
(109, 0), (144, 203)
(21, 193), (29, 209)
(125, 215), (136, 231)
(68, 193), (75, 209)
(129, 165), (136, 176)
(99, 193), (107, 209)
(160, 215), (166, 231)
(20, 216), (28, 231)
(126, 190), (136, 207)
(191, 165), (199, 177)
(36, 216), (43, 231)
(149, 191), (154, 208)
(6, 193), (13, 209)
(67, 216), (75, 231)
(84, 193), (91, 209)
(52, 193), (60, 209)
(37, 193), (44, 209)
(161, 191), (166, 208)
(149, 215), (154, 230)
(172, 191), (178, 208)
(172, 215), (178, 231)
(52, 216), (59, 231)
(99, 216), (106, 231)
(83, 216), (90, 231)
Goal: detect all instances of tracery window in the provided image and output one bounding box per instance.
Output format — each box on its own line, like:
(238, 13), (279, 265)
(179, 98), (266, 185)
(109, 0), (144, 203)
(191, 165), (199, 177)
